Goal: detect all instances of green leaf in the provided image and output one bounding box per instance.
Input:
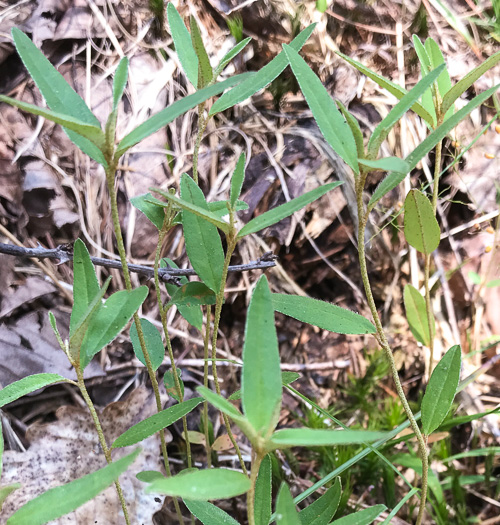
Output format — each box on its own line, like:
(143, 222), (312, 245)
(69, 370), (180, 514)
(425, 39), (452, 109)
(368, 171), (406, 208)
(486, 278), (500, 288)
(112, 57), (129, 110)
(180, 174), (225, 292)
(0, 484), (21, 510)
(421, 345), (462, 435)
(358, 157), (410, 173)
(129, 318), (165, 371)
(316, 0), (328, 13)
(208, 199), (249, 218)
(136, 470), (164, 482)
(442, 50), (500, 116)
(272, 294), (376, 335)
(229, 371), (300, 401)
(403, 190), (440, 254)
(0, 96), (105, 149)
(336, 49), (434, 126)
(283, 45), (358, 173)
(190, 15), (213, 88)
(81, 286), (149, 368)
(117, 73), (252, 155)
(467, 270), (482, 285)
(254, 455), (272, 525)
(10, 27), (105, 165)
(238, 182), (343, 238)
(167, 3), (198, 87)
(163, 258), (203, 330)
(214, 37), (252, 77)
(269, 428), (388, 449)
(405, 84), (500, 172)
(275, 483), (301, 525)
(0, 374), (70, 408)
(146, 468), (251, 500)
(163, 369), (184, 402)
(330, 504), (386, 525)
(112, 398), (202, 448)
(196, 386), (248, 426)
(184, 500), (239, 525)
(168, 282), (217, 307)
(403, 284), (435, 347)
(336, 100), (364, 159)
(230, 152), (246, 208)
(210, 24), (316, 116)
(299, 477), (341, 525)
(70, 239), (100, 334)
(413, 35), (431, 74)
(367, 64), (446, 156)
(242, 276), (282, 436)
(6, 449), (140, 525)
(130, 192), (165, 230)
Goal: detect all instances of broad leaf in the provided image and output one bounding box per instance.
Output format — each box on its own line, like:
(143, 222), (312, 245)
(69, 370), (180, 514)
(230, 152), (246, 208)
(299, 477), (341, 525)
(210, 24), (316, 115)
(112, 398), (203, 447)
(168, 282), (217, 307)
(0, 374), (69, 408)
(130, 318), (165, 371)
(421, 345), (462, 435)
(242, 276), (282, 436)
(112, 57), (129, 110)
(272, 294), (376, 335)
(190, 15), (213, 88)
(284, 45), (358, 173)
(404, 190), (440, 254)
(269, 428), (388, 449)
(358, 157), (410, 173)
(146, 468), (251, 500)
(180, 174), (225, 292)
(404, 284), (434, 347)
(6, 449), (140, 525)
(130, 193), (165, 230)
(238, 183), (343, 238)
(183, 500), (239, 525)
(214, 37), (252, 77)
(11, 27), (105, 165)
(116, 73), (252, 155)
(275, 483), (301, 525)
(81, 286), (148, 368)
(70, 239), (100, 334)
(254, 455), (272, 525)
(330, 504), (386, 525)
(167, 3), (198, 87)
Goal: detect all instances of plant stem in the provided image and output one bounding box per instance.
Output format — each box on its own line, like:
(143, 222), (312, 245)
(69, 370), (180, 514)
(356, 185), (428, 524)
(203, 305), (213, 467)
(76, 367), (131, 525)
(247, 451), (264, 525)
(153, 217), (192, 469)
(105, 161), (185, 524)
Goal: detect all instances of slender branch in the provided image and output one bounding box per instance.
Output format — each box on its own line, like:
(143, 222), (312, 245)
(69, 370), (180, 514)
(0, 242), (277, 285)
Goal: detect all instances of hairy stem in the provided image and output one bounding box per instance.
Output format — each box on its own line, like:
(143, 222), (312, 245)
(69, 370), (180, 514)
(203, 305), (213, 467)
(76, 367), (131, 525)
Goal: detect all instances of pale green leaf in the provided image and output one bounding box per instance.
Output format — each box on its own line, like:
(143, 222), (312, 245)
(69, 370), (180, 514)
(184, 500), (239, 525)
(276, 483), (301, 525)
(403, 284), (434, 347)
(299, 477), (341, 525)
(330, 504), (386, 525)
(136, 470), (164, 483)
(254, 455), (272, 525)
(129, 318), (165, 371)
(0, 374), (70, 408)
(214, 37), (252, 77)
(403, 190), (440, 254)
(358, 157), (410, 173)
(130, 192), (165, 230)
(196, 386), (248, 426)
(0, 484), (21, 510)
(112, 57), (128, 110)
(269, 428), (388, 449)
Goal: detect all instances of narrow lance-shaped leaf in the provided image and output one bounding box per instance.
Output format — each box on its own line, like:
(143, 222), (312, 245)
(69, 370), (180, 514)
(196, 386), (248, 426)
(425, 38), (452, 105)
(10, 27), (105, 165)
(358, 157), (410, 173)
(130, 318), (165, 371)
(167, 3), (198, 87)
(299, 477), (341, 525)
(404, 284), (435, 347)
(269, 428), (388, 449)
(183, 500), (240, 525)
(130, 192), (165, 230)
(275, 483), (301, 525)
(368, 171), (406, 209)
(0, 374), (70, 408)
(214, 37), (252, 77)
(6, 449), (140, 525)
(238, 182), (343, 238)
(330, 504), (386, 525)
(421, 345), (462, 435)
(254, 455), (272, 525)
(180, 174), (225, 293)
(336, 100), (364, 159)
(230, 152), (246, 208)
(242, 276), (282, 436)
(272, 294), (376, 335)
(190, 15), (213, 88)
(146, 469), (251, 500)
(403, 189), (440, 254)
(112, 57), (129, 110)
(412, 35), (436, 126)
(117, 73), (252, 155)
(210, 24), (316, 115)
(284, 44), (358, 173)
(112, 398), (203, 448)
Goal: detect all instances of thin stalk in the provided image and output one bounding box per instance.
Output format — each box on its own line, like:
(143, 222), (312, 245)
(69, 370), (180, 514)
(153, 215), (192, 469)
(203, 305), (213, 467)
(356, 184), (428, 524)
(104, 162), (185, 524)
(76, 367), (131, 525)
(246, 451), (264, 525)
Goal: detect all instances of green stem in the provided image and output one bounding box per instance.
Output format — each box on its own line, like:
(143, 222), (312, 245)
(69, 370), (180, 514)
(105, 161), (185, 525)
(153, 217), (192, 469)
(356, 186), (428, 524)
(76, 367), (131, 525)
(203, 305), (213, 467)
(247, 451), (264, 525)
(424, 253), (435, 373)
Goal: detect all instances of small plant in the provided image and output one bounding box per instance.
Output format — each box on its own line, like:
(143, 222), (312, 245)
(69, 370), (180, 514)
(0, 4), (499, 524)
